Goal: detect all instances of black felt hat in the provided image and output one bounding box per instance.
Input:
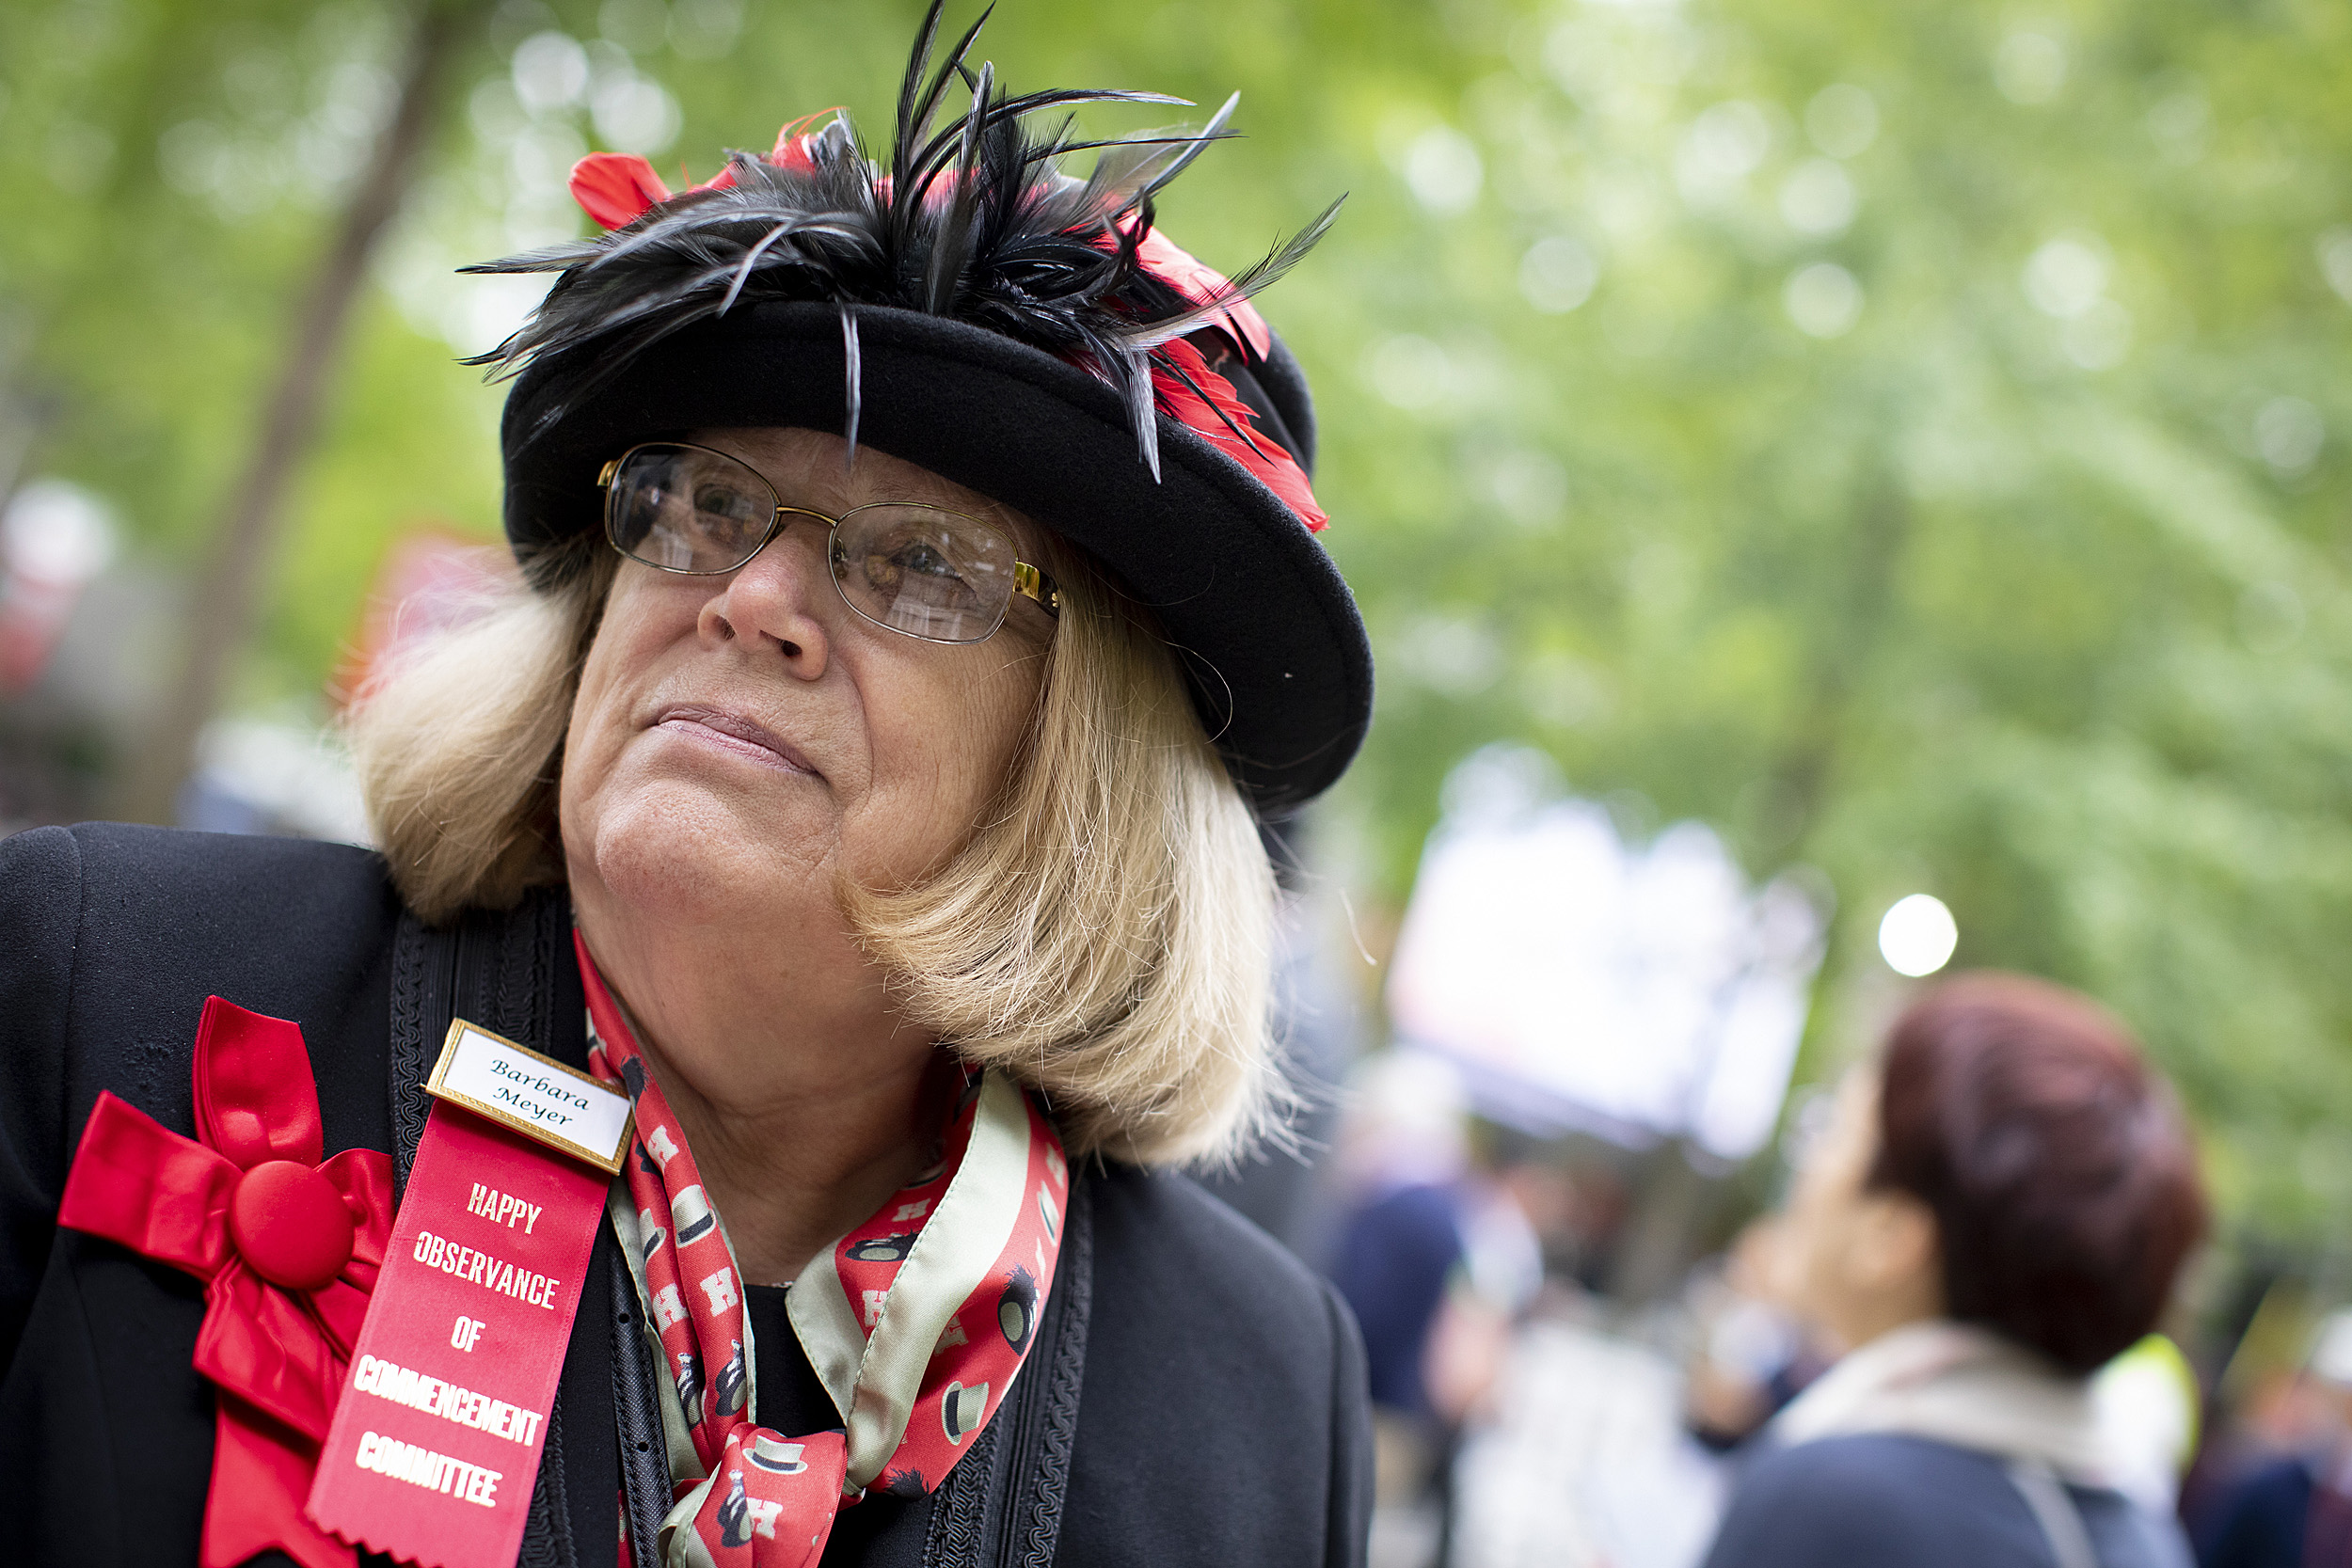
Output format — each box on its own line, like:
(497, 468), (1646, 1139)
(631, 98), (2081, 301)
(473, 4), (1370, 811)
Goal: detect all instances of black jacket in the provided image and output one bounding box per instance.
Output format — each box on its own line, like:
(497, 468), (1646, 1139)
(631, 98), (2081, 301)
(1702, 1433), (2193, 1568)
(0, 823), (1375, 1568)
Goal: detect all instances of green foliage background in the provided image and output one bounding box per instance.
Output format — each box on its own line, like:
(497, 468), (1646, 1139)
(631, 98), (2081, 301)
(6, 0), (2351, 1243)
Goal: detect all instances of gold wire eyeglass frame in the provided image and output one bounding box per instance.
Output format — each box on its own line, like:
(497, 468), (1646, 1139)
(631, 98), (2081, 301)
(596, 440), (1061, 644)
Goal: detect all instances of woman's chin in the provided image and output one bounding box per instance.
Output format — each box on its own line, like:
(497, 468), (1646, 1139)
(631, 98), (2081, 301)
(575, 774), (834, 926)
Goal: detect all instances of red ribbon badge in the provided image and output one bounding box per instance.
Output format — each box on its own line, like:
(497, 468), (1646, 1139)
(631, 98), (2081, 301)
(57, 995), (395, 1568)
(306, 1090), (615, 1568)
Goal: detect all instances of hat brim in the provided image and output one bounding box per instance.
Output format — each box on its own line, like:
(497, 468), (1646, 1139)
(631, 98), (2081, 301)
(501, 301), (1371, 810)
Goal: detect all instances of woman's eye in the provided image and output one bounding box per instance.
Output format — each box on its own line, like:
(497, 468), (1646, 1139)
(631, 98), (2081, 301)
(693, 486), (753, 520)
(897, 543), (963, 580)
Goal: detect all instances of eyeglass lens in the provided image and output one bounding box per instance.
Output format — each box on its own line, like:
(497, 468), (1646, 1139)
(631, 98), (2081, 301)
(606, 444), (1023, 643)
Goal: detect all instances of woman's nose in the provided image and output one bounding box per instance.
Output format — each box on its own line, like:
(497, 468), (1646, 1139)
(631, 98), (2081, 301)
(698, 524), (834, 678)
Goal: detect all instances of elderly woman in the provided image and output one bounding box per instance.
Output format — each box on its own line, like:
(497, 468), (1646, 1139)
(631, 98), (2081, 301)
(1702, 973), (2207, 1568)
(0, 10), (1373, 1567)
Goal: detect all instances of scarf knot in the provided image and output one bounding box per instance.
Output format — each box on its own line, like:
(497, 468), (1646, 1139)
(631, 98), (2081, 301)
(578, 934), (1067, 1567)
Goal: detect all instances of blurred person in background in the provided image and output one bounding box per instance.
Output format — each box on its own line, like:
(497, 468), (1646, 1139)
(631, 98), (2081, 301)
(2191, 1311), (2352, 1568)
(2094, 1332), (2203, 1519)
(1701, 973), (2208, 1568)
(1685, 1215), (1829, 1451)
(1422, 1129), (1553, 1433)
(1328, 1054), (1544, 1565)
(1330, 1053), (1474, 1513)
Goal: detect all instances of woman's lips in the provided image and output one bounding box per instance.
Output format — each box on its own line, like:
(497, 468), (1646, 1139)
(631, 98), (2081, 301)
(651, 705), (822, 778)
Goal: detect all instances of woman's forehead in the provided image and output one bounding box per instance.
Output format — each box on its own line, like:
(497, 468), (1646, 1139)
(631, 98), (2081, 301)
(691, 425), (1037, 538)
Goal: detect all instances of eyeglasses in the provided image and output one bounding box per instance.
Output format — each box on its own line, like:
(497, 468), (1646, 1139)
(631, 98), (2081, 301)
(597, 441), (1060, 645)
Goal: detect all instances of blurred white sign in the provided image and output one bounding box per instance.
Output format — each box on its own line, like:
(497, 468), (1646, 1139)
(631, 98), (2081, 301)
(0, 478), (119, 692)
(1387, 748), (1825, 1160)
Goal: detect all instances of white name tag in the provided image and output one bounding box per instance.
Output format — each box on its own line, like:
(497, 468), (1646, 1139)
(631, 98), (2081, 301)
(425, 1020), (633, 1174)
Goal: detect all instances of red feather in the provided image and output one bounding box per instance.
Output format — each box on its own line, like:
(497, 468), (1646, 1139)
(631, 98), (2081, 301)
(1091, 225), (1279, 364)
(1152, 338), (1326, 531)
(571, 152), (753, 230)
(569, 153), (672, 230)
(1128, 226), (1274, 360)
(770, 108), (847, 174)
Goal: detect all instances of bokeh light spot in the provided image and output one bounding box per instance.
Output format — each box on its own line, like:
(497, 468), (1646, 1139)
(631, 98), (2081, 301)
(2023, 236), (2108, 318)
(2254, 396), (2325, 474)
(1994, 30), (2067, 104)
(1784, 262), (1862, 338)
(1805, 84), (1880, 158)
(1780, 158), (1857, 235)
(1878, 894), (1958, 977)
(1520, 236), (1598, 313)
(1404, 126), (1484, 215)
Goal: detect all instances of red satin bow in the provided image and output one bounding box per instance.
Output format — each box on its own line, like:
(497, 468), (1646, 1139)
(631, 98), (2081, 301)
(58, 996), (395, 1568)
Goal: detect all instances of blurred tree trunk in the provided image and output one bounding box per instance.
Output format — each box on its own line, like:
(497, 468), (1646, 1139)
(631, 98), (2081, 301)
(119, 0), (483, 825)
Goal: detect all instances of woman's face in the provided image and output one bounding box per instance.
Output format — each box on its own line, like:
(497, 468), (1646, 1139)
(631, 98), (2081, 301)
(1777, 1068), (1945, 1351)
(560, 427), (1055, 932)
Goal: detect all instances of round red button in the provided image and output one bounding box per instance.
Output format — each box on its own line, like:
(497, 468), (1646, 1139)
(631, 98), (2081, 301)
(228, 1160), (356, 1291)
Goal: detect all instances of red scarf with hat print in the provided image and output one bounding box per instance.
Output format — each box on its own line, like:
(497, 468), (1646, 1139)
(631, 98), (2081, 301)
(577, 933), (1067, 1567)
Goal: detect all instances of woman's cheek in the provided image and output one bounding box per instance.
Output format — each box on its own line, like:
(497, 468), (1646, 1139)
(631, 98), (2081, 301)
(850, 662), (1029, 884)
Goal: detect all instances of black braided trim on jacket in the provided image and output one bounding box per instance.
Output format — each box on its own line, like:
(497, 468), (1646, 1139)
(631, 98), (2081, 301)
(920, 1402), (1005, 1566)
(386, 909), (448, 1198)
(519, 1396), (574, 1568)
(490, 887), (558, 1048)
(915, 1163), (1092, 1568)
(1003, 1171), (1091, 1568)
(456, 887), (561, 1046)
(612, 1237), (672, 1568)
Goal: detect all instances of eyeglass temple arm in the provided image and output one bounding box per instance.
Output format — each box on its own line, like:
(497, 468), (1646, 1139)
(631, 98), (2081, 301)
(1013, 562), (1061, 618)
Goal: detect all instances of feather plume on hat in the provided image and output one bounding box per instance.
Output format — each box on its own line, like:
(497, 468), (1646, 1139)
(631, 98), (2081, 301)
(464, 0), (1340, 530)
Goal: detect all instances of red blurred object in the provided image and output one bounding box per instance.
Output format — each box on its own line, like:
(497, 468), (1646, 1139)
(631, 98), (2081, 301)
(0, 572), (86, 692)
(331, 529), (512, 706)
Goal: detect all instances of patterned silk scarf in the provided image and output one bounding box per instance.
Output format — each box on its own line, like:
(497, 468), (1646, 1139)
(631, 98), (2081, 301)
(577, 935), (1068, 1568)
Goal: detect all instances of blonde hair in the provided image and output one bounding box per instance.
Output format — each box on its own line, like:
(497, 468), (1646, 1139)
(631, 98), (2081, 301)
(347, 535), (1279, 1166)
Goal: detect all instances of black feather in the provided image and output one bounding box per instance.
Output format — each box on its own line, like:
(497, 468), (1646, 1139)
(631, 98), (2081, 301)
(839, 305), (863, 464)
(461, 0), (1338, 469)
